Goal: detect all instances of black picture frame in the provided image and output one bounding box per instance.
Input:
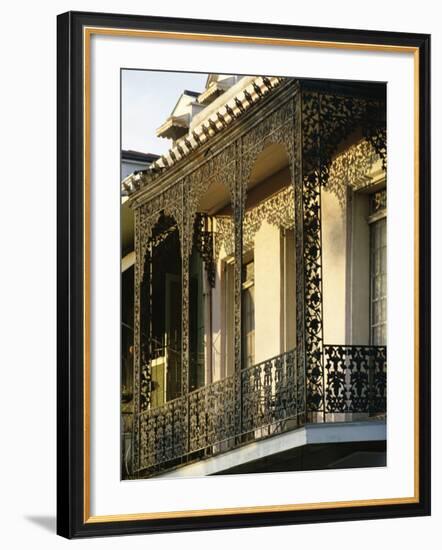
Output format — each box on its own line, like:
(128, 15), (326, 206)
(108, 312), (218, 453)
(57, 10), (431, 539)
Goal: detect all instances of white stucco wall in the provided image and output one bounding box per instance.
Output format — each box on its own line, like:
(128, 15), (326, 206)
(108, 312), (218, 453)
(349, 192), (371, 345)
(211, 256), (223, 381)
(321, 188), (347, 345)
(254, 220), (283, 362)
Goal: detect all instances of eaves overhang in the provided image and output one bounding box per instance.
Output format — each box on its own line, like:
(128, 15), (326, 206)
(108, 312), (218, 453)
(122, 75), (286, 200)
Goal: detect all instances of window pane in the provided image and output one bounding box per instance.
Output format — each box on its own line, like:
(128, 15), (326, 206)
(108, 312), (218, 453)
(370, 215), (387, 346)
(242, 261), (255, 368)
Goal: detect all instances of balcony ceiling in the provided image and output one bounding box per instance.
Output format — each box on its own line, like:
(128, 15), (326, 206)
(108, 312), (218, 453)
(198, 142), (289, 215)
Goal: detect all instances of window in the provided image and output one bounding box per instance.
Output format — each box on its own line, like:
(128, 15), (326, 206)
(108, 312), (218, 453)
(369, 190), (387, 346)
(221, 256), (256, 375)
(222, 258), (235, 377)
(242, 260), (255, 368)
(189, 244), (206, 392)
(282, 228), (296, 352)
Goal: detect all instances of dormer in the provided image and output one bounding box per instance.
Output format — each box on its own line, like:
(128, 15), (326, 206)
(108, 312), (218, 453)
(156, 90), (204, 144)
(197, 75), (240, 106)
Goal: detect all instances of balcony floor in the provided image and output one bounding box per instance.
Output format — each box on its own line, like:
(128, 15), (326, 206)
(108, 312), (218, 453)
(153, 419), (386, 478)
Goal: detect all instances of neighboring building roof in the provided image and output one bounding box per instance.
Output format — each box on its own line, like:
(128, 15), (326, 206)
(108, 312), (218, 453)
(182, 90), (199, 98)
(122, 150), (160, 163)
(121, 150), (161, 196)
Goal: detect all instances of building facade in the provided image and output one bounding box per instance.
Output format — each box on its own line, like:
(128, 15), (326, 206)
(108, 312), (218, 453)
(121, 74), (387, 479)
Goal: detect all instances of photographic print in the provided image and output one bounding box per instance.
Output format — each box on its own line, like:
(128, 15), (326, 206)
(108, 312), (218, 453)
(120, 71), (387, 480)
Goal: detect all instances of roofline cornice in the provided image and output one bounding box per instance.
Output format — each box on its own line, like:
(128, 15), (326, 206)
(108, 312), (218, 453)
(128, 79), (299, 209)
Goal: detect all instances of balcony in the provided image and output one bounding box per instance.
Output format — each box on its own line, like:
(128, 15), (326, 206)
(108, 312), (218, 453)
(136, 344), (386, 477)
(125, 80), (388, 479)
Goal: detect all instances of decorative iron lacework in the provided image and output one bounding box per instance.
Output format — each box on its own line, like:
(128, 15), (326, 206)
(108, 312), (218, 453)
(193, 213), (216, 287)
(300, 90), (386, 415)
(214, 185), (294, 258)
(301, 91), (325, 413)
(292, 87), (307, 426)
(241, 349), (298, 434)
(139, 396), (186, 470)
(136, 345), (386, 475)
(370, 189), (387, 215)
(324, 345), (387, 414)
(327, 139), (386, 209)
(233, 141), (243, 437)
(132, 210), (184, 471)
(138, 217), (182, 414)
(123, 76), (284, 196)
(364, 113), (387, 171)
(136, 185), (183, 282)
(137, 348), (301, 474)
(189, 376), (235, 454)
(186, 144), (237, 227)
(213, 216), (235, 259)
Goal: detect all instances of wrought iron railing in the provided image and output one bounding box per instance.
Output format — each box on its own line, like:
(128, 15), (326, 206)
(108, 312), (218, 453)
(241, 349), (300, 434)
(189, 376), (235, 453)
(139, 394), (186, 471)
(135, 345), (386, 476)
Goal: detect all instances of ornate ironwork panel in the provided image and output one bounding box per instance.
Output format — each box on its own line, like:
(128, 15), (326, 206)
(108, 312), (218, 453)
(324, 345), (387, 414)
(241, 100), (296, 190)
(138, 396), (186, 472)
(137, 185), (183, 281)
(180, 178), (191, 454)
(233, 140), (243, 436)
(241, 349), (298, 434)
(301, 91), (325, 414)
(193, 213), (216, 287)
(370, 189), (387, 214)
(132, 205), (184, 472)
(214, 186), (295, 258)
(214, 216), (234, 259)
(327, 139), (384, 206)
(186, 143), (237, 230)
(188, 377), (235, 453)
(370, 345), (387, 413)
(293, 85), (307, 426)
(363, 101), (387, 170)
(131, 208), (142, 471)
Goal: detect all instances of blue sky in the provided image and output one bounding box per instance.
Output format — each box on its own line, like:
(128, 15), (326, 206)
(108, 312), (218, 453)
(121, 69), (208, 156)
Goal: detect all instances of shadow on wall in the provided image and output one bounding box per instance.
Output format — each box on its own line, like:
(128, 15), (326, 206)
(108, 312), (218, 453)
(24, 515), (56, 533)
